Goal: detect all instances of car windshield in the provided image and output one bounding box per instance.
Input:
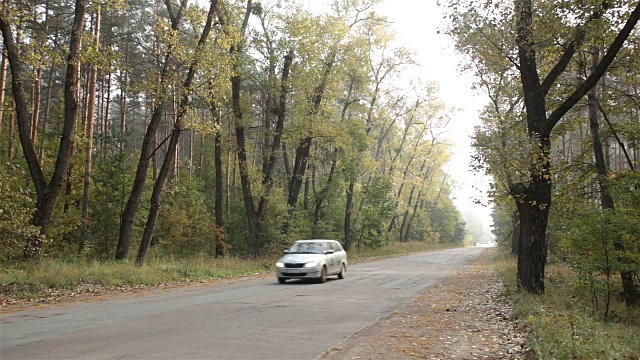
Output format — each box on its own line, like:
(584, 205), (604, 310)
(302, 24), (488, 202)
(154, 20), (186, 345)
(289, 242), (325, 254)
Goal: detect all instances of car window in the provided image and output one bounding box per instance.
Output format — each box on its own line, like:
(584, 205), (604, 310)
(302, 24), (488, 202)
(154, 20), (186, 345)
(289, 242), (324, 254)
(332, 242), (344, 252)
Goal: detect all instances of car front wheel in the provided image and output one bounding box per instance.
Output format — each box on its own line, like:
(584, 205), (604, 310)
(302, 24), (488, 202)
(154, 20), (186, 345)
(278, 277), (286, 284)
(318, 266), (327, 283)
(338, 263), (346, 279)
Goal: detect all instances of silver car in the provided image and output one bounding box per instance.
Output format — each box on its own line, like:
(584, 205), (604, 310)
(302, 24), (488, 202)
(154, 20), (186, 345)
(276, 239), (348, 283)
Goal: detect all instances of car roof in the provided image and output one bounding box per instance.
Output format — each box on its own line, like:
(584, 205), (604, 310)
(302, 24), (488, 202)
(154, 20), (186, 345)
(294, 239), (339, 243)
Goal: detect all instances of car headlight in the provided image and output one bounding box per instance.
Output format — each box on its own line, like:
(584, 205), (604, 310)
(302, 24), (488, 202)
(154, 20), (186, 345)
(304, 261), (318, 268)
(276, 262), (285, 268)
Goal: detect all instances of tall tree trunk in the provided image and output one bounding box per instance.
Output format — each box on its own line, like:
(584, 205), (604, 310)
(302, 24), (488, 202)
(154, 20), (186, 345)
(0, 44), (7, 132)
(303, 175), (310, 210)
(399, 181), (419, 243)
(199, 132), (204, 171)
(404, 190), (423, 243)
(399, 209), (409, 243)
(213, 112), (225, 258)
(188, 129), (193, 177)
(102, 71), (111, 158)
(135, 0), (218, 266)
(30, 9), (48, 147)
(344, 181), (355, 250)
(119, 66), (127, 154)
(7, 98), (14, 158)
(511, 210), (519, 255)
(116, 0), (188, 260)
(282, 143), (291, 175)
(39, 49), (57, 162)
(80, 8), (101, 254)
(312, 153), (337, 237)
(587, 47), (638, 306)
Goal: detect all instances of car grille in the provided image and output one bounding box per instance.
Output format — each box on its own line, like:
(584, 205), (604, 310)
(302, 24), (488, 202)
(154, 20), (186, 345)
(284, 263), (305, 268)
(282, 272), (307, 277)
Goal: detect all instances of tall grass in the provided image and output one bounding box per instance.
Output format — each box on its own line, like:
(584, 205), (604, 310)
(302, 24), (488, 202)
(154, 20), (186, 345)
(0, 255), (272, 301)
(493, 251), (640, 359)
(1, 241), (450, 302)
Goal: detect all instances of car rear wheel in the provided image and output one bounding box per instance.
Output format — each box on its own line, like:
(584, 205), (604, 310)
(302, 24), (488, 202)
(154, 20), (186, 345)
(278, 277), (286, 284)
(318, 266), (327, 283)
(338, 263), (346, 279)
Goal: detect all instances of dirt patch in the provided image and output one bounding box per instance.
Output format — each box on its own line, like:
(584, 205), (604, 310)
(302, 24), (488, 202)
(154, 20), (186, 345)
(320, 248), (531, 360)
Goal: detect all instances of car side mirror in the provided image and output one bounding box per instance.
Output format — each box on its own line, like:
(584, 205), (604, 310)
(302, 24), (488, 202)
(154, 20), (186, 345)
(324, 250), (335, 254)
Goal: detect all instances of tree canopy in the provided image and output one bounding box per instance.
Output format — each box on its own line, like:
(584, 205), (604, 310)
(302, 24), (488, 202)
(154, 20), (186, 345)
(0, 0), (465, 265)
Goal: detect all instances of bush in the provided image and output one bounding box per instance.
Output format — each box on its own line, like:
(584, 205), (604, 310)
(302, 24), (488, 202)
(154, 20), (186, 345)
(0, 163), (39, 262)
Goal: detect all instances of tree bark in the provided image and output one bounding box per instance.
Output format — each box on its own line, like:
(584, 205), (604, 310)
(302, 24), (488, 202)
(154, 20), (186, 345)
(102, 71), (112, 158)
(511, 210), (519, 255)
(80, 8), (101, 254)
(8, 98), (14, 158)
(213, 109), (225, 258)
(30, 14), (48, 146)
(39, 44), (57, 162)
(119, 65), (127, 154)
(282, 143), (291, 175)
(0, 44), (6, 132)
(312, 153), (337, 237)
(344, 181), (355, 250)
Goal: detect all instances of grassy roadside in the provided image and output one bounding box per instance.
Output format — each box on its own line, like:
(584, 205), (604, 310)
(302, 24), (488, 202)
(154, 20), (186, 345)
(0, 241), (452, 305)
(492, 251), (640, 359)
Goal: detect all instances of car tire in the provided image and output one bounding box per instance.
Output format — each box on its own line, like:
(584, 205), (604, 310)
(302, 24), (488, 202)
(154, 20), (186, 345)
(338, 263), (346, 279)
(318, 266), (327, 283)
(278, 277), (286, 284)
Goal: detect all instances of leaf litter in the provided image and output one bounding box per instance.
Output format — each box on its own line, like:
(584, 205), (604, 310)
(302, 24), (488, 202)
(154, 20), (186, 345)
(320, 248), (532, 360)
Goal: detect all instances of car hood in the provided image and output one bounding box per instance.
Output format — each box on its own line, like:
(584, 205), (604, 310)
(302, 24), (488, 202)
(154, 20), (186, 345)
(278, 253), (325, 263)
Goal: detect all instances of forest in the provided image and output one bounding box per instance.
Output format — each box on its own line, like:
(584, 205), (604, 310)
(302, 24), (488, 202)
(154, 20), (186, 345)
(2, 0), (639, 304)
(2, 0), (640, 355)
(0, 0), (468, 267)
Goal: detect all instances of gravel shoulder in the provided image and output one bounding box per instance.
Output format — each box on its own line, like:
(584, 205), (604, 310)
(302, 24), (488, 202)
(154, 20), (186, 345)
(319, 247), (531, 360)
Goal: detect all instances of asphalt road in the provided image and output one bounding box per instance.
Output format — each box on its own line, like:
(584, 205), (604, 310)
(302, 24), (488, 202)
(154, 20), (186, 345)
(0, 246), (487, 360)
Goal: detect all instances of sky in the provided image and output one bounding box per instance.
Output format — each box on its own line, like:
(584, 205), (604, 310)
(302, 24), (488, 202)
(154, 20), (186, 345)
(376, 0), (495, 239)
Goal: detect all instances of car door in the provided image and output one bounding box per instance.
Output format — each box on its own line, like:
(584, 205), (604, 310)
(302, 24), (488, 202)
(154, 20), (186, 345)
(328, 242), (340, 273)
(333, 242), (346, 269)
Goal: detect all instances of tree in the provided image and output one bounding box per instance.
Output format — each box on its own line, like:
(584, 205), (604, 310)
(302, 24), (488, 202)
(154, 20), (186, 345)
(0, 0), (86, 260)
(135, 0), (219, 266)
(115, 0), (189, 260)
(512, 0), (640, 294)
(80, 5), (102, 253)
(449, 0), (640, 295)
(583, 45), (638, 305)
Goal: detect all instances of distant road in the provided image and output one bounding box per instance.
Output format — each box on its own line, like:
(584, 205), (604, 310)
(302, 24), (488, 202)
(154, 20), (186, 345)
(1, 246), (487, 360)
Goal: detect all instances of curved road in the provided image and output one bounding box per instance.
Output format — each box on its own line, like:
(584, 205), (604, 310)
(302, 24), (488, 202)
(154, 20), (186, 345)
(1, 246), (486, 359)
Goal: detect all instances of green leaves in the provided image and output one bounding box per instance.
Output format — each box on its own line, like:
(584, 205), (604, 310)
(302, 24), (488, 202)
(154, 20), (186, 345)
(0, 163), (39, 261)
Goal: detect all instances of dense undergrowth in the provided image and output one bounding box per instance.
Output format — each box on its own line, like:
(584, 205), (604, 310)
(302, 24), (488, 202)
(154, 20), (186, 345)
(0, 241), (450, 304)
(493, 251), (640, 359)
